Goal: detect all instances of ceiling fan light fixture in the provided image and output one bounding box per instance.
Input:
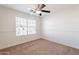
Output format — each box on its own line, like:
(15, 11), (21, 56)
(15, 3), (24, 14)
(36, 11), (41, 14)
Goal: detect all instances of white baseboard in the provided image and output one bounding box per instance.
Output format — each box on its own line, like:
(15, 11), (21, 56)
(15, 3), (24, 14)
(42, 36), (79, 50)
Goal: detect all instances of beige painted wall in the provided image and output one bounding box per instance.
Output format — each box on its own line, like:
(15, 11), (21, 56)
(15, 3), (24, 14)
(42, 5), (79, 49)
(0, 6), (41, 49)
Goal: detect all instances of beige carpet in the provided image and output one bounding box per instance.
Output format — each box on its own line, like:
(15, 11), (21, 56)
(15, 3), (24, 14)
(0, 39), (79, 55)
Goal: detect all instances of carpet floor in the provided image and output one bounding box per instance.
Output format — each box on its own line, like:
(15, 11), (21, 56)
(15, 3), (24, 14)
(0, 39), (79, 55)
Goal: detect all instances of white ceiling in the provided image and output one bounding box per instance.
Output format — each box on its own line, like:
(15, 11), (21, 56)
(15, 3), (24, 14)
(1, 4), (77, 17)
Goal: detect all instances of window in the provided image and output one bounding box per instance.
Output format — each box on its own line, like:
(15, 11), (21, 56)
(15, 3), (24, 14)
(28, 19), (36, 35)
(16, 17), (36, 36)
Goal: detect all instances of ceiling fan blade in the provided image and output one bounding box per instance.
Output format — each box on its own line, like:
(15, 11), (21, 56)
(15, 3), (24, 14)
(35, 4), (40, 10)
(39, 4), (46, 10)
(41, 10), (50, 13)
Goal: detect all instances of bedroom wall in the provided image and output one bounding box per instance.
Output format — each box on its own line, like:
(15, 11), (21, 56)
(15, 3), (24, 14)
(42, 5), (79, 49)
(0, 6), (40, 49)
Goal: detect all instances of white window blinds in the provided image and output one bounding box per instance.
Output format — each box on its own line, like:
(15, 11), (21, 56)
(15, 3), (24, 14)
(16, 17), (36, 36)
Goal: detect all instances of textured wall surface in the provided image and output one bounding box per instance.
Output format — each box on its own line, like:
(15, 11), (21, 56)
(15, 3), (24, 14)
(42, 5), (79, 49)
(0, 6), (41, 49)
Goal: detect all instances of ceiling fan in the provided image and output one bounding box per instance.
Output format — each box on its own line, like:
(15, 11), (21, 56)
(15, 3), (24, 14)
(29, 4), (50, 16)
